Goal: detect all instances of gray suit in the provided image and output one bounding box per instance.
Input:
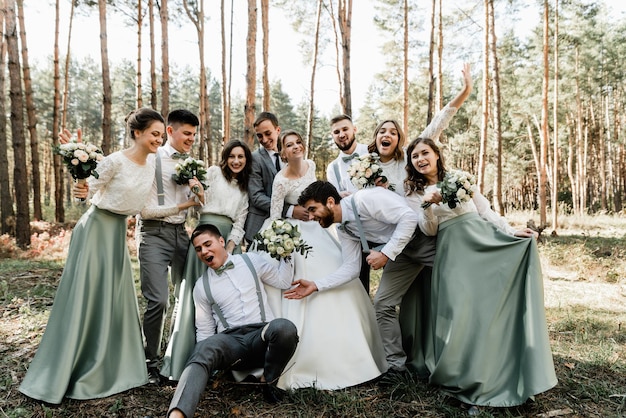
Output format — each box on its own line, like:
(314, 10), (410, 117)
(244, 147), (288, 243)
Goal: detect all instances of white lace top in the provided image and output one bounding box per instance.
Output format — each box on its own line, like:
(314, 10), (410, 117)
(88, 151), (155, 216)
(199, 165), (248, 245)
(270, 160), (317, 220)
(406, 185), (516, 236)
(379, 103), (460, 196)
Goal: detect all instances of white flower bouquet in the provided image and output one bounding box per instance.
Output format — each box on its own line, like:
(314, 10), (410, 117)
(172, 157), (209, 193)
(347, 152), (395, 191)
(253, 219), (312, 261)
(54, 140), (104, 181)
(423, 169), (477, 209)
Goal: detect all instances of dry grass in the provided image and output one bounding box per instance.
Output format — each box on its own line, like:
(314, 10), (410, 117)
(1, 211), (625, 417)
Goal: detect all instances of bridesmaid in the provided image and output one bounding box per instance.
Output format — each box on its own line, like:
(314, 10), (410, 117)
(161, 139), (252, 381)
(20, 108), (168, 403)
(401, 137), (557, 408)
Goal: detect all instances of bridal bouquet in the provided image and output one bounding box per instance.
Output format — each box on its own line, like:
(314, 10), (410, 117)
(54, 140), (104, 181)
(423, 169), (476, 209)
(172, 157), (209, 193)
(253, 219), (312, 261)
(347, 152), (395, 191)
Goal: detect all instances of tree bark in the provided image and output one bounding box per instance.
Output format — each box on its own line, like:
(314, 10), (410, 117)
(488, 0), (503, 215)
(16, 0), (41, 220)
(477, 0), (490, 193)
(306, 0), (323, 158)
(136, 0), (143, 107)
(551, 0), (559, 231)
(403, 0), (409, 135)
(426, 0), (435, 124)
(0, 4), (15, 235)
(149, 0), (157, 109)
(337, 0), (352, 116)
(220, 0), (230, 143)
(53, 0), (64, 222)
(160, 0), (170, 116)
(539, 0), (549, 226)
(6, 0), (30, 248)
(261, 0), (270, 111)
(244, 0), (257, 148)
(98, 0), (113, 154)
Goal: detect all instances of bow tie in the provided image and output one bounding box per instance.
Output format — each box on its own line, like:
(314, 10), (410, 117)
(171, 152), (190, 160)
(214, 260), (235, 275)
(342, 153), (359, 163)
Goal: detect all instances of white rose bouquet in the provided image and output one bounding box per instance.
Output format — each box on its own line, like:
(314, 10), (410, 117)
(172, 157), (209, 193)
(252, 219), (312, 261)
(423, 169), (477, 209)
(347, 152), (395, 191)
(54, 140), (104, 181)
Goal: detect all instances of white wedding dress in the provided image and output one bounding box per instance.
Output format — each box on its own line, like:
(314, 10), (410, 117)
(258, 160), (388, 390)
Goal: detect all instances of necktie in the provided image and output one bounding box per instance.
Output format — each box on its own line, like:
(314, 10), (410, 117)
(342, 152), (359, 163)
(274, 153), (281, 171)
(214, 260), (235, 275)
(171, 152), (190, 160)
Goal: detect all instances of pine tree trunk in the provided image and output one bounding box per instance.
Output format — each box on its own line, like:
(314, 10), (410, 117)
(0, 7), (15, 235)
(6, 0), (30, 248)
(488, 0), (503, 215)
(426, 0), (435, 124)
(52, 0), (64, 222)
(244, 0), (257, 148)
(403, 0), (409, 135)
(539, 0), (549, 226)
(221, 0), (230, 144)
(338, 0), (352, 116)
(477, 0), (490, 193)
(306, 0), (323, 158)
(160, 0), (170, 116)
(261, 0), (270, 112)
(136, 0), (143, 108)
(98, 0), (112, 154)
(149, 0), (157, 109)
(551, 0), (559, 231)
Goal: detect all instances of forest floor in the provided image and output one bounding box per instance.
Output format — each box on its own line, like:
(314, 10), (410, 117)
(1, 211), (625, 417)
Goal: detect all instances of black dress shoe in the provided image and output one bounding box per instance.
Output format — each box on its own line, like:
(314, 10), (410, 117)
(378, 367), (410, 386)
(262, 384), (285, 403)
(147, 367), (161, 385)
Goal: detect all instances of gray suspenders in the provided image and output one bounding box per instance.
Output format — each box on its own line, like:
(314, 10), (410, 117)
(155, 149), (165, 205)
(201, 254), (266, 330)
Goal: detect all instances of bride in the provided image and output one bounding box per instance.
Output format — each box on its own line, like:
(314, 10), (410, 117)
(259, 129), (387, 390)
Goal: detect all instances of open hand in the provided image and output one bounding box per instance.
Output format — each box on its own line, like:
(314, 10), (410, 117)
(283, 279), (318, 299)
(59, 128), (82, 145)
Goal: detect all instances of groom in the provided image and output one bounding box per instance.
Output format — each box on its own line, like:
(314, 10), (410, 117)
(290, 181), (435, 375)
(167, 224), (298, 418)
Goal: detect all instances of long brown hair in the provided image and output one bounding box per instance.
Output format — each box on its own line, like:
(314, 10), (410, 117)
(367, 119), (405, 161)
(404, 137), (447, 194)
(219, 139), (252, 192)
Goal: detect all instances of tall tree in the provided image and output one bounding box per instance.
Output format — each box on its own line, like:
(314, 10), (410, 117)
(243, 0), (257, 148)
(488, 0), (503, 215)
(0, 3), (15, 235)
(160, 0), (170, 116)
(53, 0), (64, 222)
(136, 0), (143, 107)
(261, 0), (270, 111)
(306, 0), (323, 157)
(477, 0), (490, 193)
(539, 0), (549, 226)
(551, 0), (559, 232)
(403, 0), (409, 134)
(183, 0), (211, 163)
(220, 0), (231, 143)
(337, 0), (352, 116)
(149, 0), (157, 108)
(61, 0), (74, 129)
(6, 0), (30, 248)
(426, 0), (435, 124)
(16, 0), (42, 220)
(98, 0), (113, 154)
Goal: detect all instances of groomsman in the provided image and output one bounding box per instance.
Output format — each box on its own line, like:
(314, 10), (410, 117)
(243, 112), (307, 245)
(291, 181), (436, 375)
(137, 109), (202, 384)
(167, 224), (298, 418)
(326, 114), (371, 292)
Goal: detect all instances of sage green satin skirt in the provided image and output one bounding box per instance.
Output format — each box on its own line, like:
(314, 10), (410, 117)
(19, 206), (148, 403)
(161, 213), (239, 380)
(400, 212), (557, 407)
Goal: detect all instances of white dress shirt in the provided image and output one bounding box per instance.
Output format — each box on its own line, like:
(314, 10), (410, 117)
(192, 253), (294, 341)
(326, 143), (369, 194)
(140, 143), (192, 224)
(312, 187), (418, 292)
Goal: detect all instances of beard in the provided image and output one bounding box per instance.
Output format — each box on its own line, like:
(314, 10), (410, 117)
(317, 206), (335, 228)
(336, 135), (356, 152)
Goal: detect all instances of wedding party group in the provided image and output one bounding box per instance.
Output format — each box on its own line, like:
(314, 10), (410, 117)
(19, 64), (557, 417)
